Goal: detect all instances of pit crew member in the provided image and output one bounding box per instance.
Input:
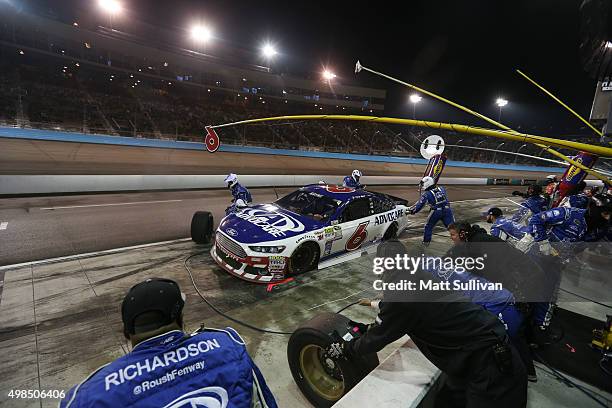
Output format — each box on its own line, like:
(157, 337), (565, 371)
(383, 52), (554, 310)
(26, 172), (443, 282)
(510, 184), (548, 224)
(327, 240), (527, 408)
(343, 169), (365, 189)
(408, 176), (454, 243)
(559, 181), (589, 209)
(224, 173), (253, 215)
(60, 278), (277, 408)
(544, 175), (558, 196)
(486, 207), (527, 243)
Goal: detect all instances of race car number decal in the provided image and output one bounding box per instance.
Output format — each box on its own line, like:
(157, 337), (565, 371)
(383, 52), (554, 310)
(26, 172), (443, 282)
(325, 185), (355, 193)
(346, 221), (369, 251)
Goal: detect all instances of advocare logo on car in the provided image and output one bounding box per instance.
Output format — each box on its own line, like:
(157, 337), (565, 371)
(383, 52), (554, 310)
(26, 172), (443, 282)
(235, 208), (305, 237)
(374, 209), (404, 225)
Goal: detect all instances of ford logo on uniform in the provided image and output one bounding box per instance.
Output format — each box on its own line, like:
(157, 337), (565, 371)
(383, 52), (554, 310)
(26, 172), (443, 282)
(225, 228), (238, 237)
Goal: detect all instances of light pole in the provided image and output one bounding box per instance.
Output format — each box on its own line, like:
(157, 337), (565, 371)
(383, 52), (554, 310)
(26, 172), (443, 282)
(492, 142), (505, 163)
(496, 98), (508, 122)
(98, 0), (122, 29)
(410, 93), (422, 119)
(514, 143), (527, 164)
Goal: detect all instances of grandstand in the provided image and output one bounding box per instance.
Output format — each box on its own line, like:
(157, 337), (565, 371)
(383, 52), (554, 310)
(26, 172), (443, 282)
(0, 5), (569, 167)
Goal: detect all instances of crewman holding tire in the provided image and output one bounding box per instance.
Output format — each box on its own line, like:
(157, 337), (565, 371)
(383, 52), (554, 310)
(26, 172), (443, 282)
(325, 240), (527, 408)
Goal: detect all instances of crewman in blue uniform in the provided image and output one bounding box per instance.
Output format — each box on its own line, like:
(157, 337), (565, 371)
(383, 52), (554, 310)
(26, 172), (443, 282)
(60, 278), (277, 408)
(408, 176), (455, 243)
(486, 207), (527, 243)
(559, 181), (589, 209)
(224, 173), (252, 215)
(511, 184), (548, 224)
(343, 169), (364, 189)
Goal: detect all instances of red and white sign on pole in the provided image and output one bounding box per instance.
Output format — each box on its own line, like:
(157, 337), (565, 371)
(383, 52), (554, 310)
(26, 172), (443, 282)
(204, 126), (220, 153)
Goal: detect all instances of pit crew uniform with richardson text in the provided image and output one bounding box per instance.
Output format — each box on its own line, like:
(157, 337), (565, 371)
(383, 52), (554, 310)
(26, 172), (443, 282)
(411, 186), (454, 243)
(60, 328), (277, 408)
(226, 183), (253, 215)
(490, 216), (527, 243)
(342, 175), (364, 189)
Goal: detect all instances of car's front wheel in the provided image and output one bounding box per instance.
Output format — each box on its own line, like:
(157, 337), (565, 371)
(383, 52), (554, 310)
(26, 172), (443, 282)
(289, 242), (320, 275)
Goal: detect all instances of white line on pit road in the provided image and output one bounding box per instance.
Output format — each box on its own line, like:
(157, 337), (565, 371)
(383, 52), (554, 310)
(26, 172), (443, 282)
(0, 222), (7, 230)
(40, 199), (183, 210)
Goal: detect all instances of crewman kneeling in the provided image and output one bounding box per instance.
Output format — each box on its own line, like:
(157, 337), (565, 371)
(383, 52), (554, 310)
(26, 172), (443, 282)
(60, 278), (277, 407)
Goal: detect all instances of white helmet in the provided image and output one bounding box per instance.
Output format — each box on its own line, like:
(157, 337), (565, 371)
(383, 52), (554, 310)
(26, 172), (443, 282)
(352, 169), (362, 181)
(546, 175), (557, 181)
(224, 173), (238, 188)
(420, 176), (435, 190)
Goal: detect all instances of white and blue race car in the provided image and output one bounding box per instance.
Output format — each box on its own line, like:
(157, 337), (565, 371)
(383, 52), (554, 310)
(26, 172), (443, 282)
(210, 184), (411, 283)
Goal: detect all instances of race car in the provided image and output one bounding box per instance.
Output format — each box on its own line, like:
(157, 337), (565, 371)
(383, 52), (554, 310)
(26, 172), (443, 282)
(208, 184), (411, 283)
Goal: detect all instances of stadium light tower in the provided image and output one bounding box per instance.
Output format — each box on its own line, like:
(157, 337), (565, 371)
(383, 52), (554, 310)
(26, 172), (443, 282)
(191, 24), (213, 43)
(262, 43), (277, 59)
(98, 0), (122, 29)
(410, 93), (422, 119)
(495, 97), (508, 121)
(322, 70), (336, 81)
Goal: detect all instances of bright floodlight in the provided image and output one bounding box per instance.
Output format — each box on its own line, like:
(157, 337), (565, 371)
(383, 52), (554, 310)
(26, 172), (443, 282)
(323, 70), (336, 80)
(606, 41), (612, 49)
(99, 0), (121, 13)
(410, 93), (422, 104)
(262, 43), (277, 58)
(496, 98), (508, 107)
(191, 25), (212, 42)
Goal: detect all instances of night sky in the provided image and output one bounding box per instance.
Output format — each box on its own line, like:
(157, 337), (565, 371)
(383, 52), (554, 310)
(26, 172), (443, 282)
(21, 0), (602, 135)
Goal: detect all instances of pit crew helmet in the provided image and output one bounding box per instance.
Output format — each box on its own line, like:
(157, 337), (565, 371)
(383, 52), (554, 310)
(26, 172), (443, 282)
(224, 173), (238, 188)
(420, 176), (435, 190)
(352, 169), (362, 182)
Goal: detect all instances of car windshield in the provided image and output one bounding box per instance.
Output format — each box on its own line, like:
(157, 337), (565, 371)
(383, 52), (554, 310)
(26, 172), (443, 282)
(275, 190), (340, 221)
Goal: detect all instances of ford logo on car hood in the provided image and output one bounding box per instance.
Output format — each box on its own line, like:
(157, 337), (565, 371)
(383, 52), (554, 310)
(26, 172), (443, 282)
(225, 228), (238, 237)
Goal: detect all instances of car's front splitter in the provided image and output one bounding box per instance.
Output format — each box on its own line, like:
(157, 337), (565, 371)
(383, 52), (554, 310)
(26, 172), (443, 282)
(210, 245), (287, 283)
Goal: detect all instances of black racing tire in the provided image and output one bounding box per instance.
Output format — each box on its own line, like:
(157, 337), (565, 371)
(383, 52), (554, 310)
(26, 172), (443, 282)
(287, 313), (379, 407)
(383, 222), (399, 241)
(289, 242), (320, 275)
(190, 211), (213, 244)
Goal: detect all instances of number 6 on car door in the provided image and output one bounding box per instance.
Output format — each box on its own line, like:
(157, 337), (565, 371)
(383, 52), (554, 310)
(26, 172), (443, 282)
(346, 221), (369, 251)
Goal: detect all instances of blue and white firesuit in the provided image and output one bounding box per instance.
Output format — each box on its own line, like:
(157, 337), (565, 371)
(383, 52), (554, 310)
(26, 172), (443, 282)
(423, 263), (523, 339)
(511, 195), (548, 224)
(343, 175), (364, 189)
(560, 193), (589, 209)
(528, 207), (587, 244)
(60, 328), (277, 408)
(411, 186), (454, 243)
(226, 183), (253, 215)
(490, 216), (527, 242)
(526, 208), (587, 329)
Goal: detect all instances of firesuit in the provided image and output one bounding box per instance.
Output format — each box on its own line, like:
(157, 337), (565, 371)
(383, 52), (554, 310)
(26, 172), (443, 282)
(560, 192), (589, 209)
(342, 175), (364, 189)
(226, 182), (252, 215)
(490, 216), (527, 242)
(528, 207), (587, 243)
(511, 194), (548, 225)
(60, 328), (277, 408)
(410, 186), (454, 243)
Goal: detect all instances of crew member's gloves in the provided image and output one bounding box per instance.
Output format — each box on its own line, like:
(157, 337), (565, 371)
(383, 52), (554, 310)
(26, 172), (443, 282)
(349, 320), (369, 335)
(538, 240), (558, 257)
(515, 233), (535, 253)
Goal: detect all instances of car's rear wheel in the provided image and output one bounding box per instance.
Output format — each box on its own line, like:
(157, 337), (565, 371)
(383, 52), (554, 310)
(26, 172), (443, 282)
(383, 222), (398, 241)
(289, 242), (320, 274)
(191, 211), (213, 244)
